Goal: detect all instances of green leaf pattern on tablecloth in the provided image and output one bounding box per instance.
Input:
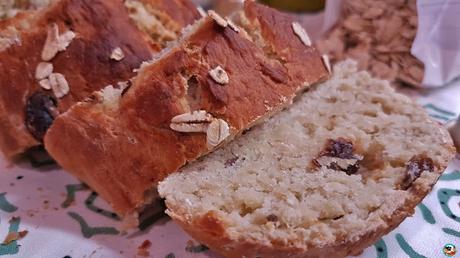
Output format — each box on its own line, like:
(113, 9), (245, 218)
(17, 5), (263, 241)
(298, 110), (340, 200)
(417, 203), (436, 224)
(438, 188), (460, 222)
(84, 192), (119, 221)
(61, 183), (89, 208)
(374, 239), (388, 258)
(423, 103), (457, 122)
(440, 170), (460, 181)
(0, 193), (17, 213)
(0, 217), (21, 255)
(396, 233), (427, 258)
(60, 183), (121, 237)
(442, 227), (460, 237)
(67, 212), (119, 238)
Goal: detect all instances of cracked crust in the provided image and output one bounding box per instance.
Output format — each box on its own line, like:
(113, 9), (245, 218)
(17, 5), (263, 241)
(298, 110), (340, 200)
(44, 2), (329, 220)
(0, 0), (199, 160)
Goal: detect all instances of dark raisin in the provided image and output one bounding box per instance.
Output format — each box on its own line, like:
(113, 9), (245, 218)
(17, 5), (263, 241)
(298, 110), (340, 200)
(266, 214), (278, 222)
(344, 164), (360, 175)
(224, 156), (239, 168)
(326, 162), (359, 175)
(332, 215), (344, 220)
(401, 154), (434, 190)
(321, 138), (355, 159)
(25, 92), (59, 141)
(313, 138), (361, 175)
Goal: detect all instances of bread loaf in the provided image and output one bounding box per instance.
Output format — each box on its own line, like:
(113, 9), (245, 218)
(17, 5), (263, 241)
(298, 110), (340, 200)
(44, 1), (329, 226)
(158, 60), (455, 258)
(0, 0), (199, 160)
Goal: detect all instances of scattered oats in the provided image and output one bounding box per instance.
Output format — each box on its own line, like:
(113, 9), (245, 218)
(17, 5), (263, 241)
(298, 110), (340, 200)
(35, 62), (53, 80)
(208, 10), (228, 27)
(197, 6), (206, 18)
(59, 31), (75, 50)
(316, 0), (423, 88)
(117, 80), (131, 90)
(41, 23), (60, 61)
(100, 85), (124, 109)
(209, 66), (229, 85)
(41, 23), (75, 61)
(170, 123), (208, 133)
(363, 7), (384, 19)
(171, 110), (213, 124)
(227, 19), (240, 33)
(207, 118), (230, 147)
(170, 110), (213, 133)
(38, 78), (52, 90)
(322, 55), (331, 74)
(49, 73), (69, 98)
(110, 47), (125, 61)
(292, 22), (311, 47)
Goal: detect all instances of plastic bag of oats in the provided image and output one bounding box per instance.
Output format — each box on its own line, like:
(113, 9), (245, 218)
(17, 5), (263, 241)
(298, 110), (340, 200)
(316, 0), (460, 88)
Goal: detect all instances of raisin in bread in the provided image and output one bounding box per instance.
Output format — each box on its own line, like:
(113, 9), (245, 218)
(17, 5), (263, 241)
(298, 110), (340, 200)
(44, 1), (329, 226)
(0, 0), (199, 160)
(158, 60), (455, 258)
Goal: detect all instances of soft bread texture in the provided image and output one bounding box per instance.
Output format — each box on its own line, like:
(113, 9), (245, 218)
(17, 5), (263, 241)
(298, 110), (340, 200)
(158, 60), (455, 258)
(0, 0), (199, 160)
(44, 1), (329, 223)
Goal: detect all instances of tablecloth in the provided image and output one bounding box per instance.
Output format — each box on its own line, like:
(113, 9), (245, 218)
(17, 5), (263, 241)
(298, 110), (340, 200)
(0, 82), (459, 258)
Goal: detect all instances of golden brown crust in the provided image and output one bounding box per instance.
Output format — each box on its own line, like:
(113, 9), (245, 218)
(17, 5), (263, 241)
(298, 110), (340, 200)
(44, 3), (329, 218)
(0, 0), (198, 160)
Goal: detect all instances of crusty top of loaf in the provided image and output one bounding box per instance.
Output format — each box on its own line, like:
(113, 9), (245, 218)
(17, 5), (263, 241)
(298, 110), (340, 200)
(44, 2), (329, 218)
(158, 60), (455, 258)
(0, 0), (199, 160)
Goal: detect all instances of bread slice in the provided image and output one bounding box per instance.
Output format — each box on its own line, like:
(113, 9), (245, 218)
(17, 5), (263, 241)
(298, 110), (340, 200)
(44, 1), (329, 226)
(0, 0), (200, 160)
(158, 60), (455, 258)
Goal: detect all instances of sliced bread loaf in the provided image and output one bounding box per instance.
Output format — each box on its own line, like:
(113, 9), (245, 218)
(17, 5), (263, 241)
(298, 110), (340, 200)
(158, 60), (455, 258)
(44, 1), (329, 226)
(0, 0), (199, 160)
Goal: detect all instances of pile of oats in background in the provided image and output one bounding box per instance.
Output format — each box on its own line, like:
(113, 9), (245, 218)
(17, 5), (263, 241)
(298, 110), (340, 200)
(317, 0), (424, 88)
(0, 0), (51, 19)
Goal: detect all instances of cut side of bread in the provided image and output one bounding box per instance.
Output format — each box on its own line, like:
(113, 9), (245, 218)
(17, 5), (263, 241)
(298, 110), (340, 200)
(44, 1), (329, 226)
(158, 60), (455, 258)
(0, 0), (199, 160)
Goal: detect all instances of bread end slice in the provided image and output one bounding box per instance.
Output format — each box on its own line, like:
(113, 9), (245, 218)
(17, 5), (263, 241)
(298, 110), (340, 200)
(159, 60), (455, 258)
